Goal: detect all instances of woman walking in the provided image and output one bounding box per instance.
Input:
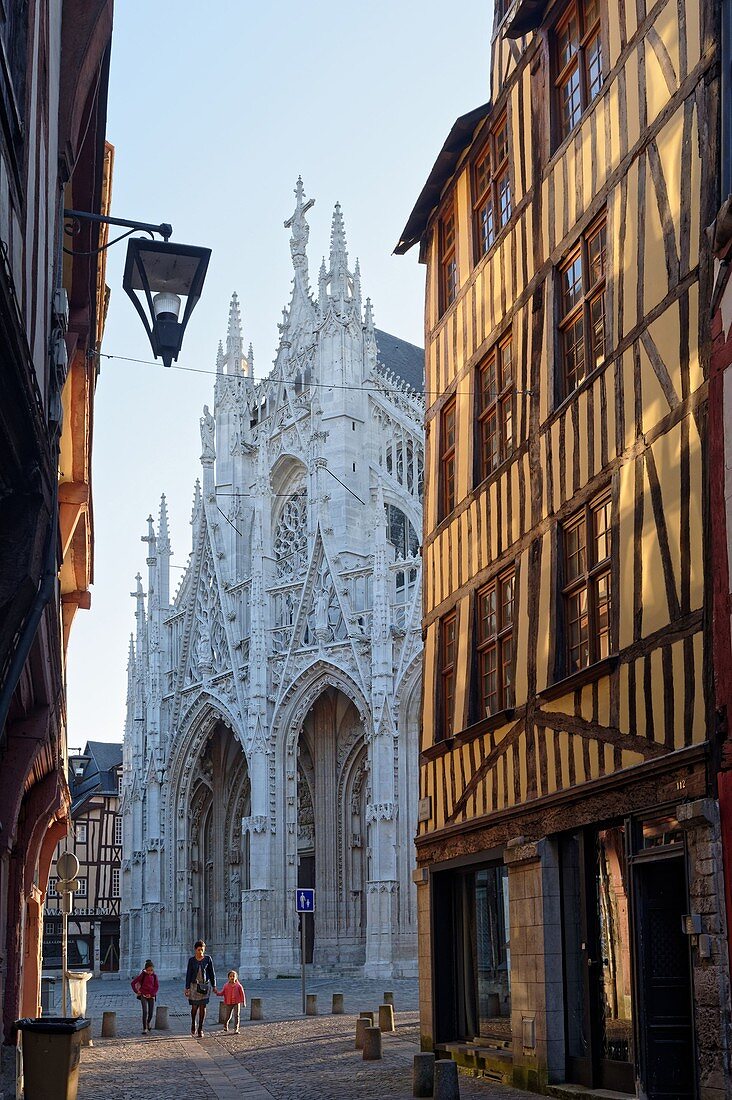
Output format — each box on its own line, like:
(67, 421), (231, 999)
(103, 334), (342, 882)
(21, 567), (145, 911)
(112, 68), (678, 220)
(131, 959), (159, 1034)
(184, 939), (217, 1037)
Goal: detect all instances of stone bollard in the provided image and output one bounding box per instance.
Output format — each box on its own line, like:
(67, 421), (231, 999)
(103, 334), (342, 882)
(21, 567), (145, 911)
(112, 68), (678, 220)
(384, 991), (394, 1007)
(359, 1010), (374, 1024)
(378, 1003), (395, 1033)
(101, 1011), (116, 1038)
(434, 1058), (460, 1100)
(218, 1001), (228, 1024)
(80, 1020), (92, 1048)
(363, 1026), (382, 1061)
(355, 1016), (370, 1050)
(306, 993), (318, 1016)
(154, 1005), (170, 1030)
(413, 1052), (435, 1097)
(331, 993), (344, 1014)
(250, 997), (262, 1021)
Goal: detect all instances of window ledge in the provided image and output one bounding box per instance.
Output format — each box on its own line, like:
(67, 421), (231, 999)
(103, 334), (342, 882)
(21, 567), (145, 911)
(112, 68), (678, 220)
(546, 357), (608, 427)
(454, 708), (516, 745)
(539, 654), (618, 701)
(421, 737), (454, 763)
(474, 441), (528, 496)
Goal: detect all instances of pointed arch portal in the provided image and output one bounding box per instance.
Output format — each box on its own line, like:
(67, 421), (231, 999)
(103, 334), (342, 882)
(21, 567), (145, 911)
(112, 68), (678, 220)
(186, 719), (251, 958)
(296, 687), (369, 966)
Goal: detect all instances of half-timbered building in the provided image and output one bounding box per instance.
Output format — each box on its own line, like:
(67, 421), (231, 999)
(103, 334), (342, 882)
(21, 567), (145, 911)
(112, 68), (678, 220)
(43, 743), (123, 975)
(397, 0), (729, 1096)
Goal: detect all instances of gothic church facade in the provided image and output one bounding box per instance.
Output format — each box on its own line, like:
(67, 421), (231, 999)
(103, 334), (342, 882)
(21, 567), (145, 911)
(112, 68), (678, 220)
(121, 182), (424, 978)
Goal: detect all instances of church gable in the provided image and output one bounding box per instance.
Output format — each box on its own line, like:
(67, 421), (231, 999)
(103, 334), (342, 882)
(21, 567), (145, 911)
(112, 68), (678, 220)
(183, 534), (231, 687)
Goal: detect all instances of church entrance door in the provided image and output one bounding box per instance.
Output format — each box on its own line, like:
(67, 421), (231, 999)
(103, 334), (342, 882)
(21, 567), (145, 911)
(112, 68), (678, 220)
(297, 688), (368, 969)
(188, 720), (250, 962)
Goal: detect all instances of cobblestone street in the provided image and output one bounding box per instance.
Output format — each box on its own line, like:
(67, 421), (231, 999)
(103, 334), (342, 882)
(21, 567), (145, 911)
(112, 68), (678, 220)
(77, 978), (534, 1100)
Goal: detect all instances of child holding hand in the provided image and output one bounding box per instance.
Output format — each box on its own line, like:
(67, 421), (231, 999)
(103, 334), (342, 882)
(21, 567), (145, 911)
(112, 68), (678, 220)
(216, 969), (246, 1033)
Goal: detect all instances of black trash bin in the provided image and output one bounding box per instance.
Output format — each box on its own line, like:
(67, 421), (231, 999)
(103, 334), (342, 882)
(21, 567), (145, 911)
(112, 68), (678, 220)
(15, 1016), (90, 1100)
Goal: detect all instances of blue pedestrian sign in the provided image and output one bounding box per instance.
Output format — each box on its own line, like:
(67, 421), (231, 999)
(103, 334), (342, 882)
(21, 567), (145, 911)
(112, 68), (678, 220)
(296, 888), (315, 913)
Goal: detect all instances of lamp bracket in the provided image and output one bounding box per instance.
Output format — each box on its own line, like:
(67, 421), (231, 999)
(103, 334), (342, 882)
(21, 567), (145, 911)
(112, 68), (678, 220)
(63, 209), (173, 242)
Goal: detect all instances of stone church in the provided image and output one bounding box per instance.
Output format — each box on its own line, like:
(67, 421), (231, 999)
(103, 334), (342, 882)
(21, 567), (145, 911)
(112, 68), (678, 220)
(120, 181), (424, 979)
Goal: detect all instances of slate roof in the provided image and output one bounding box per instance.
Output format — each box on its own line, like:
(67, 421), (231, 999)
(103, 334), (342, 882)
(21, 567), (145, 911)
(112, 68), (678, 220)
(375, 328), (424, 393)
(70, 740), (122, 810)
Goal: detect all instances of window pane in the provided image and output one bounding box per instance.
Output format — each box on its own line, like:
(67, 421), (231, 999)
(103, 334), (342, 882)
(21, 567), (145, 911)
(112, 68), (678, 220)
(444, 403), (456, 447)
(500, 574), (515, 627)
(443, 211), (455, 250)
(498, 171), (512, 227)
(445, 257), (458, 306)
(501, 395), (513, 459)
(478, 197), (496, 255)
(558, 10), (580, 69)
(584, 0), (600, 29)
(559, 64), (582, 138)
(587, 31), (603, 101)
(567, 588), (589, 670)
(593, 498), (611, 562)
(475, 148), (492, 199)
(481, 646), (498, 715)
(565, 518), (587, 581)
(587, 224), (606, 287)
(563, 315), (585, 392)
(563, 253), (583, 313)
(480, 356), (498, 408)
(501, 636), (514, 707)
(480, 587), (497, 641)
(595, 572), (611, 658)
(482, 409), (499, 475)
(493, 118), (509, 166)
(590, 293), (605, 368)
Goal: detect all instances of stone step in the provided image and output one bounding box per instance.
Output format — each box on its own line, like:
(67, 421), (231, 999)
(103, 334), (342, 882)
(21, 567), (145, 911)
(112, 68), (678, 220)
(547, 1084), (635, 1100)
(438, 1041), (513, 1084)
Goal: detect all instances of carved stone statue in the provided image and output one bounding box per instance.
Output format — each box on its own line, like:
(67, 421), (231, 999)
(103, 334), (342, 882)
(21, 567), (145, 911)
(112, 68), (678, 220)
(200, 404), (215, 460)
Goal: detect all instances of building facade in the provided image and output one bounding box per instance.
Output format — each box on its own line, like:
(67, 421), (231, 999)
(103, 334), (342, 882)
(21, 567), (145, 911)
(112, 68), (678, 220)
(121, 183), (424, 980)
(43, 743), (123, 975)
(0, 3), (113, 1093)
(398, 0), (729, 1096)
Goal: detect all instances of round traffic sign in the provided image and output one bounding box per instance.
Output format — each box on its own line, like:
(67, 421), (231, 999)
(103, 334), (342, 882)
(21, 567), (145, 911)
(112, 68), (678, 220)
(56, 851), (79, 881)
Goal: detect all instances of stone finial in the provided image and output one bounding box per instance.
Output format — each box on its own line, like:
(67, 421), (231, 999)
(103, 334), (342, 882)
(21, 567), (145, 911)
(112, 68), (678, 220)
(158, 494), (171, 555)
(246, 342), (255, 379)
(127, 633), (135, 669)
(353, 257), (362, 316)
(216, 339), (224, 373)
(318, 256), (328, 307)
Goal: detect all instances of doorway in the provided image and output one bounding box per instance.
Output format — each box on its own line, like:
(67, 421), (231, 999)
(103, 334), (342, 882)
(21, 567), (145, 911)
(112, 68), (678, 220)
(634, 853), (695, 1099)
(560, 826), (634, 1092)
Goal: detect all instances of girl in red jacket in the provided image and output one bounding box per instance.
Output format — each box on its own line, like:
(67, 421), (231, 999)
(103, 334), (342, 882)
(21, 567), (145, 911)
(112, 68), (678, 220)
(131, 959), (159, 1034)
(215, 970), (246, 1033)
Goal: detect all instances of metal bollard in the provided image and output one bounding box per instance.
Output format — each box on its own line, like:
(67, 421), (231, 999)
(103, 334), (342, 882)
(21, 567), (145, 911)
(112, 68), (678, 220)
(306, 993), (318, 1016)
(413, 1051), (435, 1097)
(331, 992), (344, 1014)
(218, 1001), (228, 1023)
(362, 1025), (382, 1061)
(434, 1058), (460, 1100)
(250, 997), (262, 1021)
(101, 1011), (116, 1038)
(378, 1003), (395, 1032)
(384, 990), (394, 1007)
(355, 1016), (370, 1050)
(154, 1005), (170, 1030)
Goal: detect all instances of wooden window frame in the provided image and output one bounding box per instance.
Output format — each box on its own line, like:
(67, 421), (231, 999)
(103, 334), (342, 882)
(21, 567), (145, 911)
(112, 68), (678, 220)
(476, 332), (514, 483)
(438, 611), (458, 741)
(557, 215), (607, 400)
(440, 397), (457, 519)
(472, 111), (512, 264)
(439, 204), (458, 314)
(476, 569), (515, 718)
(552, 0), (604, 147)
(560, 490), (612, 676)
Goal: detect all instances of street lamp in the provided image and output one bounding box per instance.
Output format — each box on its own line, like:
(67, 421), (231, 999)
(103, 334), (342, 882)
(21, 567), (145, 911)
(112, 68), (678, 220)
(63, 209), (211, 367)
(123, 238), (211, 368)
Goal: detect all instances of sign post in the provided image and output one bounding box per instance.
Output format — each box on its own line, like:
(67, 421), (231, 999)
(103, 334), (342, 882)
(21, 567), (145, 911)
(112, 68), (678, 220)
(56, 851), (80, 1016)
(295, 888), (315, 1015)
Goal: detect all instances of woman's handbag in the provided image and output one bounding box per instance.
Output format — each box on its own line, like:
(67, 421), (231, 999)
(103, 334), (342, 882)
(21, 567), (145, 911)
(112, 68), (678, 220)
(194, 963), (211, 997)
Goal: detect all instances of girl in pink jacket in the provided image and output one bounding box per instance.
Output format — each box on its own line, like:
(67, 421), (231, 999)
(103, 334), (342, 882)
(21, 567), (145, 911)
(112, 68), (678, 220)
(215, 969), (246, 1033)
(131, 960), (159, 1033)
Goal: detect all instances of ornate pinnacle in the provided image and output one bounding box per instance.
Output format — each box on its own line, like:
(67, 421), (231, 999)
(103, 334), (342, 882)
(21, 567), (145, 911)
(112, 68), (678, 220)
(246, 342), (255, 379)
(216, 339), (224, 373)
(364, 296), (375, 335)
(142, 514), (156, 548)
(318, 257), (328, 306)
(226, 292), (243, 371)
(353, 258), (362, 315)
(328, 202), (349, 300)
(127, 633), (135, 669)
(158, 493), (171, 555)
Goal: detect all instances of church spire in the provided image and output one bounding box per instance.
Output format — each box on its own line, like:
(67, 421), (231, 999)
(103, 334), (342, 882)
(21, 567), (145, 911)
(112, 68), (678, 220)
(157, 493), (171, 606)
(226, 292), (243, 373)
(328, 202), (349, 301)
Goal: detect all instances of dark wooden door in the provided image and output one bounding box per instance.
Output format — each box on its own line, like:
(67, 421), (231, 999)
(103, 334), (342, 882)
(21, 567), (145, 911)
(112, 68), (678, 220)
(634, 856), (695, 1099)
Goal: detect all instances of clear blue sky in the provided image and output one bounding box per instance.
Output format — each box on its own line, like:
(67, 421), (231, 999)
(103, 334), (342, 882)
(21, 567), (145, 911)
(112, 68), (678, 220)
(66, 0), (494, 749)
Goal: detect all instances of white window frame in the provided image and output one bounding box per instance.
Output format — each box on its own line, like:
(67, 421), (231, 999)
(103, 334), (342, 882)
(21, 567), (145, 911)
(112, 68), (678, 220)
(114, 815), (123, 846)
(111, 868), (120, 898)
